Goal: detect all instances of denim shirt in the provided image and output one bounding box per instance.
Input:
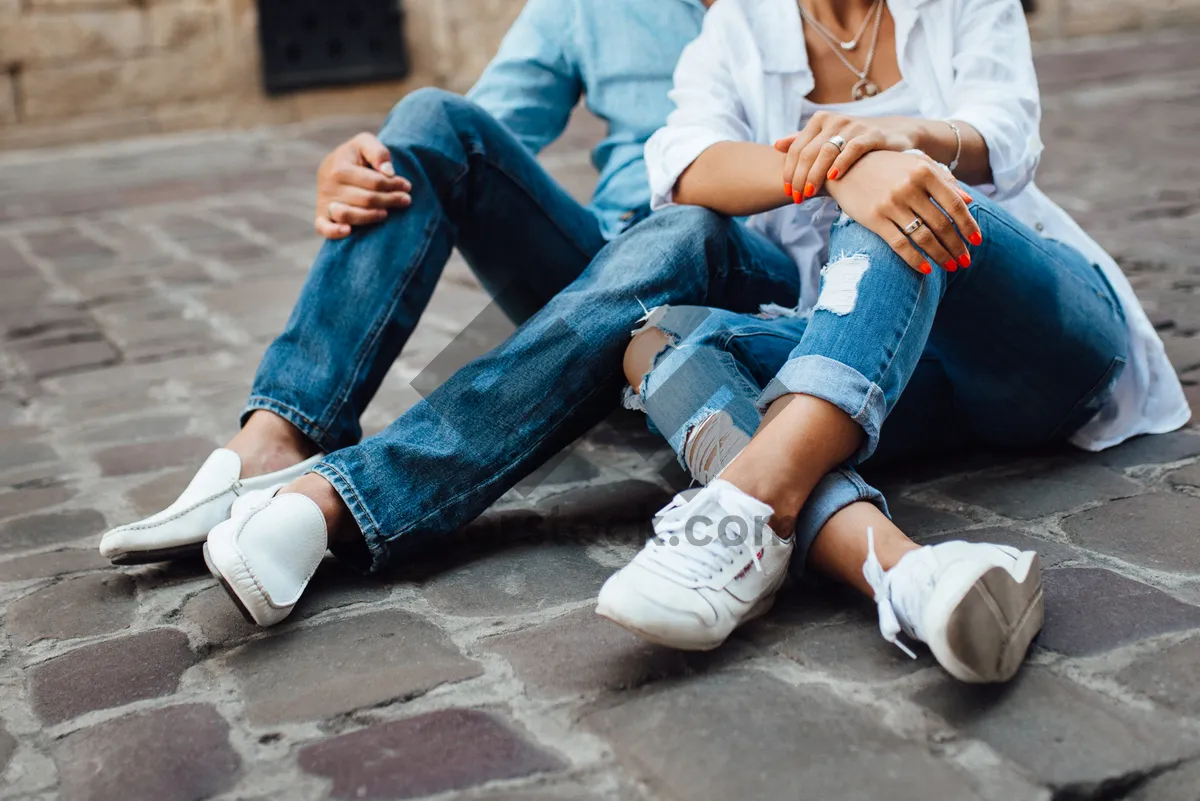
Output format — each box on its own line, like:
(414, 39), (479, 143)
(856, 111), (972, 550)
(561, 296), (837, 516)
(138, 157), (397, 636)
(467, 0), (707, 240)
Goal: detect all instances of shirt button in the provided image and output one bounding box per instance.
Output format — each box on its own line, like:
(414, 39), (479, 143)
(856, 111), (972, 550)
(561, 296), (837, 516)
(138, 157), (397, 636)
(620, 211), (636, 222)
(1035, 222), (1045, 232)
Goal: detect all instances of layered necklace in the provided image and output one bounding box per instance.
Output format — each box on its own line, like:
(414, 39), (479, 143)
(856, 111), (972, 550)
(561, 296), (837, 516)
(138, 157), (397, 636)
(797, 0), (886, 101)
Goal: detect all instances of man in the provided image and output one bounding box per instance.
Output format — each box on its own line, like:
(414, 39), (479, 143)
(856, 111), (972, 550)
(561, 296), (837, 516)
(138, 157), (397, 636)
(99, 0), (801, 626)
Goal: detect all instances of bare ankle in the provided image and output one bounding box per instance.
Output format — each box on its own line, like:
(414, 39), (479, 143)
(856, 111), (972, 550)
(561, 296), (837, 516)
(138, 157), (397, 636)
(226, 410), (321, 478)
(279, 473), (364, 554)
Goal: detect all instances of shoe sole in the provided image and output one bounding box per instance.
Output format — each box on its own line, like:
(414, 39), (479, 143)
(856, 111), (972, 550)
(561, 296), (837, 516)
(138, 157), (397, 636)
(596, 592), (777, 652)
(110, 542), (204, 566)
(202, 543), (257, 626)
(925, 552), (1043, 683)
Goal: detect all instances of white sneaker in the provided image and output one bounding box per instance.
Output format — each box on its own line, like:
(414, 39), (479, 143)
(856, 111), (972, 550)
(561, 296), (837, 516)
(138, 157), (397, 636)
(99, 449), (325, 565)
(864, 530), (1044, 683)
(203, 492), (328, 627)
(596, 479), (793, 650)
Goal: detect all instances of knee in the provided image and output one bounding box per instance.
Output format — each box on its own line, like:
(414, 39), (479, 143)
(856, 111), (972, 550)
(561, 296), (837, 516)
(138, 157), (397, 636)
(379, 87), (473, 146)
(646, 205), (733, 246)
(624, 326), (673, 392)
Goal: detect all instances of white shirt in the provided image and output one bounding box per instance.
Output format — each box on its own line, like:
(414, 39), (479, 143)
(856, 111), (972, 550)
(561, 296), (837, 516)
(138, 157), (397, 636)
(645, 0), (1190, 451)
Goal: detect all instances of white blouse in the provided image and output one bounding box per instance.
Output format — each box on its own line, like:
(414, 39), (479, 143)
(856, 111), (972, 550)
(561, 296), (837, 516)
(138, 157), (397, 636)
(644, 0), (1190, 451)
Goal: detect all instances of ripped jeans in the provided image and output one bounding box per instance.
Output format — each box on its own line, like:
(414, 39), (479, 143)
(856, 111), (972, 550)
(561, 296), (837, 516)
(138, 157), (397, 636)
(635, 196), (1129, 570)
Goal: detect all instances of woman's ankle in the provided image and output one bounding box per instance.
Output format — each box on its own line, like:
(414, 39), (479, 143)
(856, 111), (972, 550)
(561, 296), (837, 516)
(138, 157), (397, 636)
(226, 410), (321, 478)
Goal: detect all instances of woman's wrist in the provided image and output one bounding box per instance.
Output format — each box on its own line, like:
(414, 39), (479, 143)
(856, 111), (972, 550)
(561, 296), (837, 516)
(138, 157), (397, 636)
(908, 119), (954, 165)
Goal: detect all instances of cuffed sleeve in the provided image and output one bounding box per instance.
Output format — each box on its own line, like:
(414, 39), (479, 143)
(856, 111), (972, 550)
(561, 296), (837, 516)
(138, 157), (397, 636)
(466, 0), (582, 156)
(948, 0), (1042, 200)
(644, 3), (754, 210)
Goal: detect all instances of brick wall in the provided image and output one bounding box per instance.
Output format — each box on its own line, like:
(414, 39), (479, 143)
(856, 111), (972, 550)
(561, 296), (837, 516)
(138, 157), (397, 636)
(0, 0), (1198, 151)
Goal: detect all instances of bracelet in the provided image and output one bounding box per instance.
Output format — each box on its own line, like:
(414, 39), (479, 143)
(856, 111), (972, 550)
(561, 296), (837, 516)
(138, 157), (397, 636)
(944, 120), (962, 173)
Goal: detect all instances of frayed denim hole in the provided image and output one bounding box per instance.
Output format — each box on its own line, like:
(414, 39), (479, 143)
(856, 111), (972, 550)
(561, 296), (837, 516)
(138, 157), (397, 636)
(814, 252), (871, 316)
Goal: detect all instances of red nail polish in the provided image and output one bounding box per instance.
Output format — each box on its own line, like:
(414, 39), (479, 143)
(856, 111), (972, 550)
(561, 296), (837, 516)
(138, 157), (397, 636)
(804, 182), (816, 198)
(962, 193), (974, 204)
(969, 232), (983, 246)
(944, 260), (957, 272)
(784, 183), (792, 197)
(957, 252), (971, 268)
(827, 168), (839, 180)
(918, 261), (932, 275)
(793, 191), (802, 204)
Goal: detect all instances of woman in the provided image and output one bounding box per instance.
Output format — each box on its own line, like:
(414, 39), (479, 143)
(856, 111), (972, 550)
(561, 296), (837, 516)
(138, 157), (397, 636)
(594, 0), (1189, 683)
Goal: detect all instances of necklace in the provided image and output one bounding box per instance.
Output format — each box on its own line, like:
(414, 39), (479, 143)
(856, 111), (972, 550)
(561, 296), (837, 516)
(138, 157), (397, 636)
(797, 0), (885, 100)
(798, 0), (881, 51)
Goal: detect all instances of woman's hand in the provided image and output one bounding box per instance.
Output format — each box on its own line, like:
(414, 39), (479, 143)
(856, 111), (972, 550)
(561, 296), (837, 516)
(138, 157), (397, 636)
(315, 133), (413, 239)
(775, 112), (923, 203)
(824, 150), (980, 275)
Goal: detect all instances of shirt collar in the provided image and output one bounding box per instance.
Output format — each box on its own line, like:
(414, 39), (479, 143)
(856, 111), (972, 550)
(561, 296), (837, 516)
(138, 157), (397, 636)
(757, 0), (930, 74)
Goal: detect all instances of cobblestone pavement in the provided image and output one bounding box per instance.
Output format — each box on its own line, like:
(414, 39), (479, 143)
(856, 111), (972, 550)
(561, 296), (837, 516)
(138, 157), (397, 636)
(2, 27), (1200, 801)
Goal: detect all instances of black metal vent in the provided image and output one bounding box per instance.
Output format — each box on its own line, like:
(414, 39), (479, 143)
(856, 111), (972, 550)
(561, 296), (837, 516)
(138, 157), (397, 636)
(257, 0), (409, 95)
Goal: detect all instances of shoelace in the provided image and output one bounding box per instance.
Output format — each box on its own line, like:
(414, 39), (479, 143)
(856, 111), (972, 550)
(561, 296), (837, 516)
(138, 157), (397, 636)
(639, 494), (764, 582)
(862, 527), (918, 659)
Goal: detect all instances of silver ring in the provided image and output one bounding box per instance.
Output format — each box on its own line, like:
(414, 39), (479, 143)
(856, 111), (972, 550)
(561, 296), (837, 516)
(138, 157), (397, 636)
(826, 135), (847, 152)
(903, 218), (924, 235)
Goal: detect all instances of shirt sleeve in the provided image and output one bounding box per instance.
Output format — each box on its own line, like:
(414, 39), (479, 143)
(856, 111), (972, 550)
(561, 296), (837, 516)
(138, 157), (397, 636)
(466, 0), (583, 156)
(948, 0), (1043, 200)
(645, 3), (753, 210)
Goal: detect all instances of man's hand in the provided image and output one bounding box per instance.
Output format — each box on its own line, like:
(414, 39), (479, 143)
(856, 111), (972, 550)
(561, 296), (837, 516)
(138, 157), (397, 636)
(315, 133), (413, 239)
(825, 151), (980, 275)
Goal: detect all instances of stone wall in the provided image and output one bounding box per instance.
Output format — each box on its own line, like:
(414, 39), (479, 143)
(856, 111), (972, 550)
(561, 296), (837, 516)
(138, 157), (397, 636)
(0, 0), (1198, 151)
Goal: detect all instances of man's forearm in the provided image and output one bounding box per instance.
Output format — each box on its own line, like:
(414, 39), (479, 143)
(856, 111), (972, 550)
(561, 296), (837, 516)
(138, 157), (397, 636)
(673, 142), (793, 216)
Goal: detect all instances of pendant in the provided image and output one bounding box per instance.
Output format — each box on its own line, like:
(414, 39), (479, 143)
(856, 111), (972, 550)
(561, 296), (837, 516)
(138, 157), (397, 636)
(852, 78), (880, 101)
(840, 40), (858, 51)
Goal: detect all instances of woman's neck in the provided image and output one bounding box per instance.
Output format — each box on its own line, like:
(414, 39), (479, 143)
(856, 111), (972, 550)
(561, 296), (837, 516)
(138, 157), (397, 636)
(802, 0), (877, 30)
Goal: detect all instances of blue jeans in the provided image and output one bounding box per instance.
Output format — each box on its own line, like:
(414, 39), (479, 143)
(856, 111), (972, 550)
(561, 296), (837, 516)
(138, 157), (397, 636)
(638, 194), (1128, 569)
(245, 89), (799, 571)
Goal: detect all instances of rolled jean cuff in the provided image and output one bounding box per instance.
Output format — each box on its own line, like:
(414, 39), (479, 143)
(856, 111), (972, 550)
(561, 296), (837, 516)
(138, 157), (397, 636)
(241, 395), (341, 455)
(757, 354), (887, 463)
(309, 460), (388, 574)
(791, 467), (889, 575)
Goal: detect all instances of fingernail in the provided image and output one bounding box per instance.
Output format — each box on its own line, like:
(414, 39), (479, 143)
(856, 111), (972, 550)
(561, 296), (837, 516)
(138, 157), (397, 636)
(969, 232), (983, 246)
(793, 191), (802, 204)
(827, 168), (839, 180)
(961, 191), (973, 204)
(804, 183), (816, 198)
(380, 162), (396, 177)
(944, 260), (957, 273)
(784, 183), (792, 197)
(957, 252), (971, 268)
(918, 261), (932, 275)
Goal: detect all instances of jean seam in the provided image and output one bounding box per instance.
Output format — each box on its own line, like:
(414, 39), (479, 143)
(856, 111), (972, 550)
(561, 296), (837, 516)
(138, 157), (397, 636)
(311, 461), (386, 568)
(1048, 355), (1128, 441)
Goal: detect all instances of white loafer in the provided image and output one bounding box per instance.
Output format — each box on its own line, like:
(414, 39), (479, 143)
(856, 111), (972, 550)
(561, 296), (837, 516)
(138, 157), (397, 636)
(99, 449), (324, 565)
(203, 492), (328, 627)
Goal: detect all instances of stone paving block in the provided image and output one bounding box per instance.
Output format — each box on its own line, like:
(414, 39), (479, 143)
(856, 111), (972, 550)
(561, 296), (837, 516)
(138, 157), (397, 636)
(8, 572), (135, 645)
(76, 414), (192, 445)
(124, 468), (191, 517)
(484, 606), (736, 697)
(1168, 462), (1200, 488)
(0, 547), (107, 582)
(941, 460), (1140, 520)
(1037, 568), (1200, 656)
(922, 526), (1079, 569)
(300, 708), (565, 800)
(93, 436), (215, 477)
(1084, 430), (1200, 469)
(30, 628), (195, 724)
(0, 508), (106, 554)
(0, 483), (73, 520)
(914, 667), (1200, 793)
(53, 703), (239, 801)
(1116, 634), (1200, 718)
(227, 610), (483, 724)
(213, 203), (314, 242)
(1164, 334), (1200, 374)
(1126, 758), (1200, 801)
(0, 439), (56, 473)
(888, 499), (973, 538)
(16, 337), (121, 379)
(586, 670), (982, 801)
(423, 542), (612, 618)
(183, 560), (380, 646)
(1062, 493), (1200, 574)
